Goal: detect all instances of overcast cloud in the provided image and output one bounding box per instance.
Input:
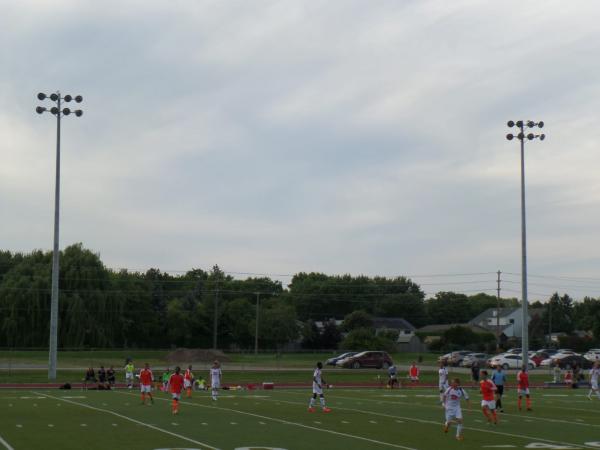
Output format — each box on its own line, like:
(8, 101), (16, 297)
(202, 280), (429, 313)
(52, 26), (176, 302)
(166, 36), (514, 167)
(2, 0), (600, 298)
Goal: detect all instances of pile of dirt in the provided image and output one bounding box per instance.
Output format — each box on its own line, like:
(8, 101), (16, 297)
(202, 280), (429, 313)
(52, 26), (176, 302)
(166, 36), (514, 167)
(166, 348), (230, 364)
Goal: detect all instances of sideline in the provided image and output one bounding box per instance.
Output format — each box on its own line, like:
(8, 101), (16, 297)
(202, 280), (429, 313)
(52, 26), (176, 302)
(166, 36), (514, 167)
(115, 391), (418, 450)
(33, 391), (219, 450)
(0, 434), (15, 450)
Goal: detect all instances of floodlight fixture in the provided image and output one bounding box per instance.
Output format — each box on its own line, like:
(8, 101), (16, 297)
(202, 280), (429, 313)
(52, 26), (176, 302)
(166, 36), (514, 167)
(507, 120), (515, 127)
(75, 95), (83, 103)
(64, 95), (72, 102)
(38, 92), (47, 100)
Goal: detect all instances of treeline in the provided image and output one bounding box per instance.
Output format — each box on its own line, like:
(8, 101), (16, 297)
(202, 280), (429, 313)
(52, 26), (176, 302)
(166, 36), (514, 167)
(1, 244), (599, 349)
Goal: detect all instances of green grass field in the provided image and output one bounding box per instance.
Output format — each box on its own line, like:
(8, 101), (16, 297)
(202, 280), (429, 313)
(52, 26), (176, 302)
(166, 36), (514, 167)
(0, 386), (599, 450)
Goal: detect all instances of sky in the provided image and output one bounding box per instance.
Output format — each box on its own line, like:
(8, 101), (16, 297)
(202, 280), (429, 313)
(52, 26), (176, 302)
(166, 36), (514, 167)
(2, 0), (600, 299)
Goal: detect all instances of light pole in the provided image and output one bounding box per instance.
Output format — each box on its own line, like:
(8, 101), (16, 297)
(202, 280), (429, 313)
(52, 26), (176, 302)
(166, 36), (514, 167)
(506, 120), (545, 369)
(36, 91), (83, 380)
(254, 292), (260, 355)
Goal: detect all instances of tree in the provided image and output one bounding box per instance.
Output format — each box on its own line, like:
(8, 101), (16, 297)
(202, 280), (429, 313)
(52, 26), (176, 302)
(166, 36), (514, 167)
(542, 293), (575, 334)
(341, 310), (373, 332)
(255, 301), (299, 350)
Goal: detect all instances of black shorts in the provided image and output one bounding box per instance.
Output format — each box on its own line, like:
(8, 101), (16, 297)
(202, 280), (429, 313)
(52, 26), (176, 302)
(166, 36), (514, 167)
(496, 385), (504, 396)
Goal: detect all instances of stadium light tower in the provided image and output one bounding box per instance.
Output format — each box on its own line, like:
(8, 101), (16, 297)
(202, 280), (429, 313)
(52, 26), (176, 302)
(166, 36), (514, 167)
(506, 120), (545, 370)
(36, 91), (83, 380)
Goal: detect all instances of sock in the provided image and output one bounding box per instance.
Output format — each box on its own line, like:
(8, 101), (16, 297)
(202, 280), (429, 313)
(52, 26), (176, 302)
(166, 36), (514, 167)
(187, 388), (191, 397)
(439, 393), (444, 403)
(456, 424), (463, 437)
(482, 409), (490, 421)
(320, 397), (325, 408)
(526, 397), (531, 409)
(141, 393), (145, 403)
(589, 389), (594, 397)
(492, 410), (497, 423)
(518, 398), (522, 409)
(309, 398), (315, 408)
(171, 400), (177, 412)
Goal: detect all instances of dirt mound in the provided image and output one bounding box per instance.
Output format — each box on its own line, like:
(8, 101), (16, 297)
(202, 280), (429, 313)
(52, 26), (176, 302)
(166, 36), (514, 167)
(166, 348), (230, 364)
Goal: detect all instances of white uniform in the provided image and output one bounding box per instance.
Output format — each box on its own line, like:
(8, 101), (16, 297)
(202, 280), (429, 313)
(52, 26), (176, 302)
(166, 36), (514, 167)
(444, 386), (469, 421)
(210, 367), (222, 389)
(313, 367), (323, 395)
(590, 368), (600, 390)
(438, 367), (449, 392)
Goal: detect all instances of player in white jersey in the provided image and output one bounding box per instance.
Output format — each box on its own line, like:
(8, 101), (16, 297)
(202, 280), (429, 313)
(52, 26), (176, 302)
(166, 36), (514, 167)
(438, 361), (449, 403)
(308, 362), (331, 413)
(588, 361), (600, 401)
(210, 360), (222, 401)
(442, 378), (470, 441)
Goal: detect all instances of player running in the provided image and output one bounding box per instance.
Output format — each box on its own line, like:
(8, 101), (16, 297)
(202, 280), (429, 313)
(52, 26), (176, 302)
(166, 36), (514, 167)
(409, 361), (420, 382)
(139, 363), (154, 405)
(479, 370), (498, 425)
(124, 359), (135, 389)
(588, 361), (600, 400)
(308, 362), (331, 413)
(517, 366), (532, 411)
(439, 361), (449, 403)
(442, 378), (470, 441)
(184, 365), (194, 398)
(168, 366), (184, 415)
(491, 365), (507, 412)
(210, 360), (222, 401)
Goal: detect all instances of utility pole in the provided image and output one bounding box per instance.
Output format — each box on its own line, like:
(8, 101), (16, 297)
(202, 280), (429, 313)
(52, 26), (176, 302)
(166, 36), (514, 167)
(254, 292), (260, 355)
(548, 299), (552, 345)
(213, 280), (219, 349)
(496, 270), (501, 351)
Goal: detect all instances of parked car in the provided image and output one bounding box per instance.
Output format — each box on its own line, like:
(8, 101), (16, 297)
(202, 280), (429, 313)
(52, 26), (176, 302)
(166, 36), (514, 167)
(461, 353), (489, 367)
(536, 348), (558, 356)
(488, 354), (535, 370)
(326, 352), (357, 367)
(541, 354), (592, 370)
(584, 349), (600, 362)
(504, 348), (522, 354)
(338, 351), (394, 369)
(441, 351), (473, 367)
(530, 351), (551, 367)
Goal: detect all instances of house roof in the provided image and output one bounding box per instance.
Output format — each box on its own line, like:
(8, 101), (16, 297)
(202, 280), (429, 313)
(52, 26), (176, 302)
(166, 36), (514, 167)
(468, 307), (522, 326)
(417, 323), (491, 334)
(373, 317), (416, 331)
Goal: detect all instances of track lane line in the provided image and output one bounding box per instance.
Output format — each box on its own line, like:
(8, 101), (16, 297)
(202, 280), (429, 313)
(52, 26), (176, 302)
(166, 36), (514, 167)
(33, 391), (219, 450)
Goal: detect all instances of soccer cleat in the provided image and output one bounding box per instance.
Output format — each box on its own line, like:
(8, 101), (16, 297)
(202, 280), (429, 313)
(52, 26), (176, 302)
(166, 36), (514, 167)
(443, 424), (449, 433)
(323, 407), (332, 413)
(456, 435), (464, 441)
(308, 407), (316, 413)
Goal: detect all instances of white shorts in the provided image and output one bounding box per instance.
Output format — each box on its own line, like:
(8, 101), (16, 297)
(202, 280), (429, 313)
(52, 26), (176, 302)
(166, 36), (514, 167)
(184, 379), (192, 389)
(445, 407), (462, 421)
(125, 373), (134, 380)
(171, 392), (180, 400)
(481, 399), (496, 409)
(439, 382), (449, 392)
(313, 383), (323, 395)
(140, 384), (152, 393)
(410, 376), (419, 381)
(518, 388), (530, 395)
(591, 381), (598, 390)
(211, 382), (220, 390)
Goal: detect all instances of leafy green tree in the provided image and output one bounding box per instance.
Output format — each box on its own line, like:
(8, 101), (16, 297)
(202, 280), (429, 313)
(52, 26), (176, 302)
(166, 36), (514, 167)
(341, 310), (373, 332)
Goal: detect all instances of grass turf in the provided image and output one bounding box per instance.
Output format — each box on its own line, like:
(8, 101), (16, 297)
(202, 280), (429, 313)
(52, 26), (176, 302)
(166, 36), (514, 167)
(0, 386), (598, 450)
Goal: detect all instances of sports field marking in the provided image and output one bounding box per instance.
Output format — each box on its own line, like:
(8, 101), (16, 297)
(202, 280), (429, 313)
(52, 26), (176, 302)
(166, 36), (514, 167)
(0, 434), (14, 450)
(34, 392), (220, 450)
(264, 394), (597, 449)
(117, 391), (419, 450)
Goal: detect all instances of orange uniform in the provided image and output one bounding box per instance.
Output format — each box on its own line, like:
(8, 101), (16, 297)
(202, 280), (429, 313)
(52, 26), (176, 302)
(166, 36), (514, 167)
(169, 373), (184, 394)
(517, 371), (529, 389)
(409, 366), (420, 378)
(140, 368), (153, 386)
(184, 369), (193, 381)
(480, 379), (496, 401)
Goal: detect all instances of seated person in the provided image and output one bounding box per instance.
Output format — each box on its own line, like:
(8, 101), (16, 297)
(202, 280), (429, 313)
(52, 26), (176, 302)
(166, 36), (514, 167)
(564, 370), (573, 387)
(84, 367), (97, 387)
(195, 377), (207, 391)
(106, 366), (116, 385)
(98, 366), (107, 384)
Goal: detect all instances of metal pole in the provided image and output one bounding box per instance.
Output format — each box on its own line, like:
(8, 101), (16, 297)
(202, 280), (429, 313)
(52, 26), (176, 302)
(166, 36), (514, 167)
(254, 292), (260, 355)
(496, 270), (501, 351)
(519, 122), (529, 369)
(48, 92), (61, 380)
(212, 282), (219, 349)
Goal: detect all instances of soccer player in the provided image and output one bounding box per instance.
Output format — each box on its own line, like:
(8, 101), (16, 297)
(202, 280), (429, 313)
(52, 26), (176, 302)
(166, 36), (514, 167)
(491, 365), (507, 412)
(139, 363), (154, 405)
(168, 366), (184, 414)
(442, 378), (470, 441)
(184, 365), (194, 398)
(388, 364), (399, 389)
(517, 365), (532, 411)
(309, 361), (331, 413)
(587, 361), (600, 400)
(107, 366), (116, 386)
(409, 362), (420, 382)
(161, 368), (170, 392)
(479, 370), (498, 425)
(439, 361), (449, 403)
(210, 360), (222, 401)
(124, 359), (135, 389)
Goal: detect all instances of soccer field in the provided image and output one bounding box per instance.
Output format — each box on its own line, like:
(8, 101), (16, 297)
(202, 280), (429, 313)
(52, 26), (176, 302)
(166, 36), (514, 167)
(0, 388), (599, 450)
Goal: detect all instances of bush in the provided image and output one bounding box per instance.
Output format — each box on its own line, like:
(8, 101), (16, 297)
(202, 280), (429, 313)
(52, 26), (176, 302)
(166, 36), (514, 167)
(340, 328), (396, 353)
(428, 326), (496, 352)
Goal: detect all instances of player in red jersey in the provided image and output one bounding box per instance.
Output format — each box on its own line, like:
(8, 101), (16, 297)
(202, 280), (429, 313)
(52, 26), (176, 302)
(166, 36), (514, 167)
(479, 370), (498, 424)
(409, 362), (420, 382)
(517, 366), (532, 411)
(139, 363), (154, 405)
(168, 366), (185, 415)
(184, 365), (194, 398)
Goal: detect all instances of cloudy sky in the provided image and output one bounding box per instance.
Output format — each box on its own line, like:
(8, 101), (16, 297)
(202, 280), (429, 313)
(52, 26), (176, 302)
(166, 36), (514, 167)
(2, 0), (600, 299)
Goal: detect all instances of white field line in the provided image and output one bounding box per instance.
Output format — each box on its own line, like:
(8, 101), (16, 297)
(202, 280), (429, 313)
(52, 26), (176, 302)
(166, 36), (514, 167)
(262, 393), (597, 450)
(34, 392), (219, 450)
(116, 391), (418, 450)
(304, 390), (600, 429)
(0, 434), (14, 450)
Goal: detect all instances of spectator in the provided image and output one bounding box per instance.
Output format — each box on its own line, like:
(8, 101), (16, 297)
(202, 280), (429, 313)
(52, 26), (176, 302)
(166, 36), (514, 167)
(553, 364), (561, 383)
(107, 366), (116, 386)
(409, 362), (420, 382)
(572, 364), (580, 389)
(388, 364), (399, 389)
(471, 361), (480, 382)
(98, 366), (107, 384)
(84, 367), (96, 389)
(564, 370), (573, 388)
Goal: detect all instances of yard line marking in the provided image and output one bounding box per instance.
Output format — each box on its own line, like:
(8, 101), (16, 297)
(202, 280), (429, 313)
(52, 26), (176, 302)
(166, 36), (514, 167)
(15, 425), (22, 429)
(34, 392), (220, 450)
(370, 420), (378, 424)
(80, 423), (87, 427)
(0, 434), (15, 450)
(48, 424), (54, 428)
(117, 391), (418, 450)
(264, 395), (597, 450)
(259, 422), (266, 425)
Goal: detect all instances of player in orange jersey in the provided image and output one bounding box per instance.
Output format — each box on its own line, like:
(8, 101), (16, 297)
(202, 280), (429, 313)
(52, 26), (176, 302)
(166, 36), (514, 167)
(168, 366), (185, 415)
(479, 370), (498, 424)
(184, 365), (194, 398)
(409, 362), (420, 382)
(517, 366), (532, 411)
(139, 363), (154, 405)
